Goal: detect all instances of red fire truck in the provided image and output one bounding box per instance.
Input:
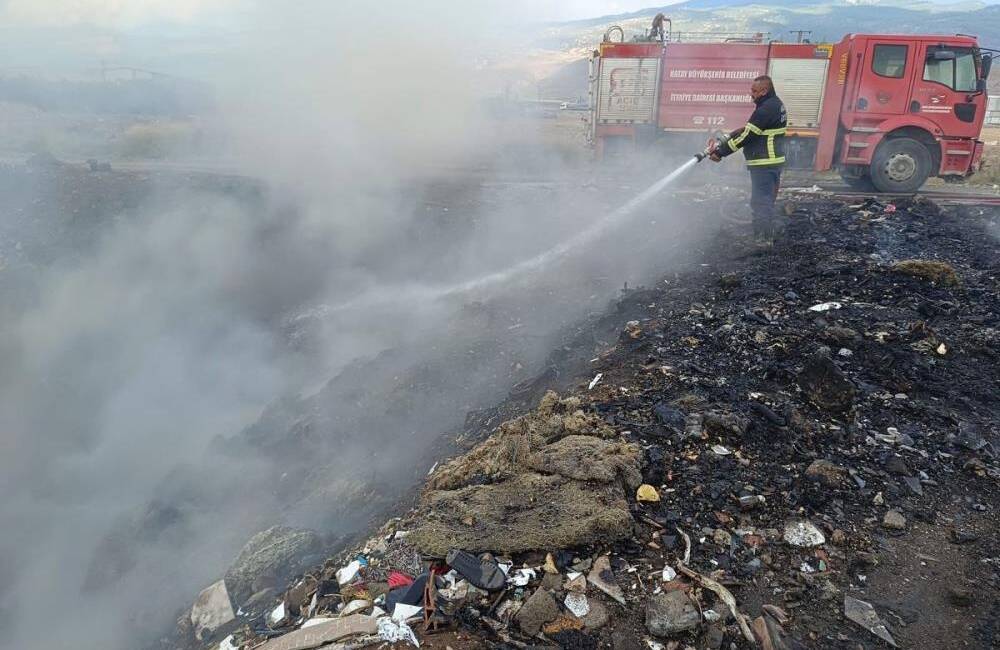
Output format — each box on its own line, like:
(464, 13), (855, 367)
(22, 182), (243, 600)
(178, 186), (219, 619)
(589, 25), (994, 192)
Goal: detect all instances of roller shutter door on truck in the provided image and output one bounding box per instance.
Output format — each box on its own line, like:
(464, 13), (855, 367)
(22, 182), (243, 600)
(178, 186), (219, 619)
(768, 58), (829, 127)
(597, 58), (661, 124)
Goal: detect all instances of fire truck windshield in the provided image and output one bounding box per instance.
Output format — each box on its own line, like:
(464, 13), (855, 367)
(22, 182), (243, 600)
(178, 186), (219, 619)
(924, 47), (978, 91)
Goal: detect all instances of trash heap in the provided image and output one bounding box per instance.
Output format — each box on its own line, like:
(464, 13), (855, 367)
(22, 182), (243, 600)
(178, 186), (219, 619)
(180, 196), (999, 650)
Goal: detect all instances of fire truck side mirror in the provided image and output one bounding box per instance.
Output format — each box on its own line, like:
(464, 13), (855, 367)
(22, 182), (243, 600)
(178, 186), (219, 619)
(977, 78), (988, 93)
(982, 54), (993, 79)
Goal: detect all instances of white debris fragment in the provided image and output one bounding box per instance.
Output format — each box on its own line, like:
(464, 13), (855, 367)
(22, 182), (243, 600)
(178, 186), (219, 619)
(336, 560), (361, 585)
(661, 566), (677, 582)
(509, 568), (537, 586)
(392, 603), (423, 622)
(218, 634), (239, 650)
(808, 301), (843, 312)
(377, 616), (420, 647)
(267, 602), (286, 627)
(711, 445), (732, 456)
(588, 373), (603, 390)
(565, 592), (590, 618)
(783, 519), (826, 547)
(703, 609), (722, 622)
(301, 616), (335, 629)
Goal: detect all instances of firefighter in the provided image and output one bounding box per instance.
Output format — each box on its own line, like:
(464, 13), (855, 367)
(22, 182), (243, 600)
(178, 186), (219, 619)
(649, 13), (667, 42)
(708, 75), (787, 242)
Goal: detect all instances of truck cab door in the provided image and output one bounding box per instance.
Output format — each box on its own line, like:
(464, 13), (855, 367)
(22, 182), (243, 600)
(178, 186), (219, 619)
(910, 44), (983, 139)
(854, 41), (914, 117)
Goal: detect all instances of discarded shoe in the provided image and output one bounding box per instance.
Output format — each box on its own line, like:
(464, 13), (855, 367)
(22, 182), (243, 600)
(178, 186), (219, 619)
(445, 549), (507, 591)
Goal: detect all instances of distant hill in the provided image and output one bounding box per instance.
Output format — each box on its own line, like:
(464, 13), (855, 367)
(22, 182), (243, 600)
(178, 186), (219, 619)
(536, 0), (1000, 100)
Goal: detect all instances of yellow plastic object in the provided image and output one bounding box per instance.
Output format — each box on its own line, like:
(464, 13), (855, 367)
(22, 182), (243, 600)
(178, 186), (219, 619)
(636, 484), (660, 503)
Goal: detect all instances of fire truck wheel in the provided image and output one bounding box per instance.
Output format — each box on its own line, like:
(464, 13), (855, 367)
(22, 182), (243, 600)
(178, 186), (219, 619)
(869, 137), (932, 193)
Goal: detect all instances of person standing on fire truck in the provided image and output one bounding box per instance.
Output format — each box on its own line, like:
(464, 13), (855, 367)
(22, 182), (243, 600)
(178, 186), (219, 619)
(709, 75), (787, 242)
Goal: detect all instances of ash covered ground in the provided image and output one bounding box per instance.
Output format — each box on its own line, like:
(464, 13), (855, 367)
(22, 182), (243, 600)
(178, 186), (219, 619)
(165, 184), (999, 649)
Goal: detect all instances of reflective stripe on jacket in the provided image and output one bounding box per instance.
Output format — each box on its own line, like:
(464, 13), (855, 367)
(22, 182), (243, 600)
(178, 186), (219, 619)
(720, 90), (787, 167)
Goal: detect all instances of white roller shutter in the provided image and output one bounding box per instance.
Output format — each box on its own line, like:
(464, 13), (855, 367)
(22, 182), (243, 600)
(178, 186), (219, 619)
(596, 58), (661, 124)
(768, 58), (829, 128)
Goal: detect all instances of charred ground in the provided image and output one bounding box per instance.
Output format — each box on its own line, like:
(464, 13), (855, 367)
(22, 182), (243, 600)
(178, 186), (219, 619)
(198, 189), (1000, 650)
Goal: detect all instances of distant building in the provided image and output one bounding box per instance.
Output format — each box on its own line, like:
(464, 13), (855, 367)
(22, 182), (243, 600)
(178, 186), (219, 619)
(987, 95), (1000, 126)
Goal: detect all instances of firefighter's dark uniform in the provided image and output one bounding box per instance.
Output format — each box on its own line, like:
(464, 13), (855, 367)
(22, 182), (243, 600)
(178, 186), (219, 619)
(717, 88), (787, 237)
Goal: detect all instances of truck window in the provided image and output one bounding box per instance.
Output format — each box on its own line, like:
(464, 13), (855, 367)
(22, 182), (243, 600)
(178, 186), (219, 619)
(872, 44), (908, 78)
(924, 47), (977, 92)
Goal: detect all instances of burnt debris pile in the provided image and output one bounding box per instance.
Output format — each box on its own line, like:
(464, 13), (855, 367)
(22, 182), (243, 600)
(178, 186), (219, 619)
(177, 195), (999, 650)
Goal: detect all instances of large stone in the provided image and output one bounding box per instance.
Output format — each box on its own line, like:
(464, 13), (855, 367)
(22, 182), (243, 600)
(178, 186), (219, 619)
(256, 614), (378, 650)
(797, 351), (856, 413)
(805, 459), (847, 487)
(581, 598), (610, 630)
(225, 526), (323, 603)
(515, 587), (561, 636)
(190, 579), (235, 641)
(646, 591), (701, 637)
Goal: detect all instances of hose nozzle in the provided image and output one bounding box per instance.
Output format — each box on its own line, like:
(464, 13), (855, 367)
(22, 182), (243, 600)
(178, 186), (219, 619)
(696, 132), (730, 162)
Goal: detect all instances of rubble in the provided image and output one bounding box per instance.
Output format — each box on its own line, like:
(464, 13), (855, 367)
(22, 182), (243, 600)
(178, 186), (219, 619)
(174, 196), (1000, 650)
(225, 526), (323, 605)
(645, 591), (700, 637)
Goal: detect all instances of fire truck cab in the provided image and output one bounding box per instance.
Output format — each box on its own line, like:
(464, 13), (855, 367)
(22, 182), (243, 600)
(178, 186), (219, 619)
(589, 29), (993, 192)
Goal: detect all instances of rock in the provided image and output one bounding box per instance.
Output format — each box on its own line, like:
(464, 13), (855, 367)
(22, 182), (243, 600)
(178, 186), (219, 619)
(843, 595), (897, 647)
(703, 411), (749, 437)
(947, 586), (974, 607)
(646, 591), (701, 637)
(515, 587), (561, 636)
(883, 455), (909, 476)
(883, 510), (906, 530)
(805, 459), (847, 486)
(541, 572), (563, 591)
(612, 629), (645, 650)
(712, 529), (732, 547)
(581, 598), (609, 630)
(797, 351), (856, 413)
(190, 579), (235, 641)
(588, 555), (626, 605)
(903, 476), (923, 496)
(783, 519), (826, 547)
(565, 574), (587, 592)
(703, 622), (725, 649)
(653, 403), (686, 433)
(225, 526), (323, 604)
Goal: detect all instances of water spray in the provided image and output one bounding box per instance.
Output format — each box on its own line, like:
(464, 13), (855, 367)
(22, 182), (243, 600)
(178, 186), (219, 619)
(320, 156), (704, 316)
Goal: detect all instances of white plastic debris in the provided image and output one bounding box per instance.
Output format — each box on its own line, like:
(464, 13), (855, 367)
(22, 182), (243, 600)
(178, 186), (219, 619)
(340, 599), (371, 617)
(218, 634), (239, 650)
(783, 519), (826, 547)
(565, 592), (590, 618)
(937, 343), (947, 355)
(336, 560), (361, 585)
(800, 561), (816, 573)
(267, 602), (286, 627)
(703, 609), (721, 622)
(838, 348), (853, 357)
(661, 566), (677, 582)
(377, 616), (420, 647)
(509, 568), (536, 586)
(588, 373), (603, 390)
(392, 603), (423, 622)
(808, 301), (843, 312)
(711, 445), (732, 456)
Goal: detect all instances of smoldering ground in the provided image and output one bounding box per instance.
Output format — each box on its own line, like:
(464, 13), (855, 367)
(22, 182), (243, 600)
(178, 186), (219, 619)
(0, 3), (722, 649)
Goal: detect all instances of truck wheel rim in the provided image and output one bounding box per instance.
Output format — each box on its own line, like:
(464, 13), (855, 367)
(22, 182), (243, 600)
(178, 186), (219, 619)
(884, 153), (917, 182)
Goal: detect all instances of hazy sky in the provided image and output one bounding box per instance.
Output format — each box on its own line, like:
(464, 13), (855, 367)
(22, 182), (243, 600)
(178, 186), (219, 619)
(0, 0), (674, 26)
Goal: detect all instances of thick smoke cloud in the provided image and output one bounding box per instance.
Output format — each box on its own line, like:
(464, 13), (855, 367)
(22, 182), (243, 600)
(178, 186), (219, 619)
(0, 3), (711, 649)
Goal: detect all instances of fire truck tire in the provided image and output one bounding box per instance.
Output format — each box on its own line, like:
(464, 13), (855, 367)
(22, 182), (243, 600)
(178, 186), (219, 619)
(869, 137), (932, 193)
